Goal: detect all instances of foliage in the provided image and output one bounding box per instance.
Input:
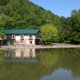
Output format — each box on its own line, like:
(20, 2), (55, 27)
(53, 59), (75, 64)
(0, 0), (80, 43)
(0, 0), (10, 6)
(40, 24), (59, 42)
(7, 35), (13, 44)
(60, 16), (70, 41)
(0, 0), (60, 29)
(0, 32), (4, 37)
(69, 9), (80, 43)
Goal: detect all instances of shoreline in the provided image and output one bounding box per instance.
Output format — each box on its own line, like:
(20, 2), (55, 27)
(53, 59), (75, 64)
(1, 44), (80, 50)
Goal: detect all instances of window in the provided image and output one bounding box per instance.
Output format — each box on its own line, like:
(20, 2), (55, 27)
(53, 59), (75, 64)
(21, 35), (24, 39)
(30, 34), (32, 37)
(29, 35), (33, 40)
(12, 35), (15, 39)
(30, 41), (32, 44)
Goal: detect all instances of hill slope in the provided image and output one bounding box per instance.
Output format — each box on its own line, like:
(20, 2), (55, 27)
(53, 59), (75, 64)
(0, 0), (61, 29)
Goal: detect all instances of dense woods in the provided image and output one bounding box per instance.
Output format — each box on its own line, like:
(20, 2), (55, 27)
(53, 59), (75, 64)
(0, 0), (80, 43)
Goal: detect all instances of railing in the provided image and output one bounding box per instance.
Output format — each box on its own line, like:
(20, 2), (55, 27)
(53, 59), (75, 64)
(13, 41), (25, 45)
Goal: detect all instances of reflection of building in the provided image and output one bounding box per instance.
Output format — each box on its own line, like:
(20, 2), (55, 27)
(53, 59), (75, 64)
(4, 49), (39, 63)
(0, 29), (40, 45)
(23, 49), (36, 58)
(4, 49), (36, 59)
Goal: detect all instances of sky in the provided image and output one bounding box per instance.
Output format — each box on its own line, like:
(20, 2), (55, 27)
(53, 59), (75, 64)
(29, 0), (80, 17)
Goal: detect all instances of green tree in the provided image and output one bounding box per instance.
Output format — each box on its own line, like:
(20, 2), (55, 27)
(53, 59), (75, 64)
(40, 24), (59, 43)
(60, 16), (71, 41)
(71, 9), (77, 17)
(0, 32), (4, 37)
(0, 0), (63, 29)
(54, 15), (64, 42)
(69, 9), (80, 43)
(0, 14), (12, 29)
(70, 17), (80, 43)
(0, 32), (4, 47)
(0, 0), (10, 6)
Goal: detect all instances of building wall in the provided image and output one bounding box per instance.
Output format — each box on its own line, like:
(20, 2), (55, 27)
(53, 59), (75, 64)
(3, 32), (40, 45)
(15, 36), (20, 41)
(14, 34), (36, 45)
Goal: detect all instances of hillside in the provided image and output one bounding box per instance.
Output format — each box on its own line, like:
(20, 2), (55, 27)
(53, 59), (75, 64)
(0, 0), (80, 43)
(0, 0), (61, 29)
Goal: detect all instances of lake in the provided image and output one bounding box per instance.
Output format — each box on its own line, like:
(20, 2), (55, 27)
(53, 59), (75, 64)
(0, 48), (80, 80)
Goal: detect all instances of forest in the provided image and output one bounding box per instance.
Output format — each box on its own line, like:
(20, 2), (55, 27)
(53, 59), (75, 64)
(0, 0), (80, 43)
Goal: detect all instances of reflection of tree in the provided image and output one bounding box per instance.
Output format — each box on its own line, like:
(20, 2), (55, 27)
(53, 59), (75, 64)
(57, 48), (80, 78)
(0, 48), (80, 80)
(0, 49), (3, 64)
(0, 62), (59, 80)
(40, 49), (59, 68)
(0, 49), (59, 80)
(69, 49), (80, 78)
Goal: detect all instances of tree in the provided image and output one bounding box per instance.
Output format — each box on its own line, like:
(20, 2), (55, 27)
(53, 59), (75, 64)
(0, 32), (4, 47)
(0, 14), (12, 29)
(0, 32), (4, 37)
(69, 9), (80, 44)
(40, 24), (59, 43)
(60, 16), (71, 41)
(54, 15), (64, 42)
(0, 0), (62, 29)
(70, 17), (80, 43)
(0, 0), (10, 6)
(71, 9), (77, 17)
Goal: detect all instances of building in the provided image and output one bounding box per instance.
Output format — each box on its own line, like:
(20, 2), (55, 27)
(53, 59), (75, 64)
(0, 29), (40, 45)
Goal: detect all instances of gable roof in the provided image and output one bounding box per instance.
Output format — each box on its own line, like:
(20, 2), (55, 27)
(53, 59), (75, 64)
(0, 29), (39, 34)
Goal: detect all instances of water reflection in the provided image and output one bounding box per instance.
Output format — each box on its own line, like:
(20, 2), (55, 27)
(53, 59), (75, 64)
(0, 48), (80, 80)
(4, 49), (37, 59)
(3, 48), (39, 63)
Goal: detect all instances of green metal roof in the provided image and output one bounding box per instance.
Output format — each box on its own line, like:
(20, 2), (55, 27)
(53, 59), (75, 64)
(0, 29), (39, 34)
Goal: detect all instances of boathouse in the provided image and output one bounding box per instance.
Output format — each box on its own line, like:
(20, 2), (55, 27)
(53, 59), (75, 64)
(0, 29), (40, 45)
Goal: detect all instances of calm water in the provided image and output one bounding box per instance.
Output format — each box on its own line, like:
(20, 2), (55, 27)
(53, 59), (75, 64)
(0, 48), (80, 80)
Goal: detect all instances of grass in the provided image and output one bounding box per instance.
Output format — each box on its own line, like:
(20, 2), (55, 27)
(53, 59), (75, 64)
(45, 44), (53, 46)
